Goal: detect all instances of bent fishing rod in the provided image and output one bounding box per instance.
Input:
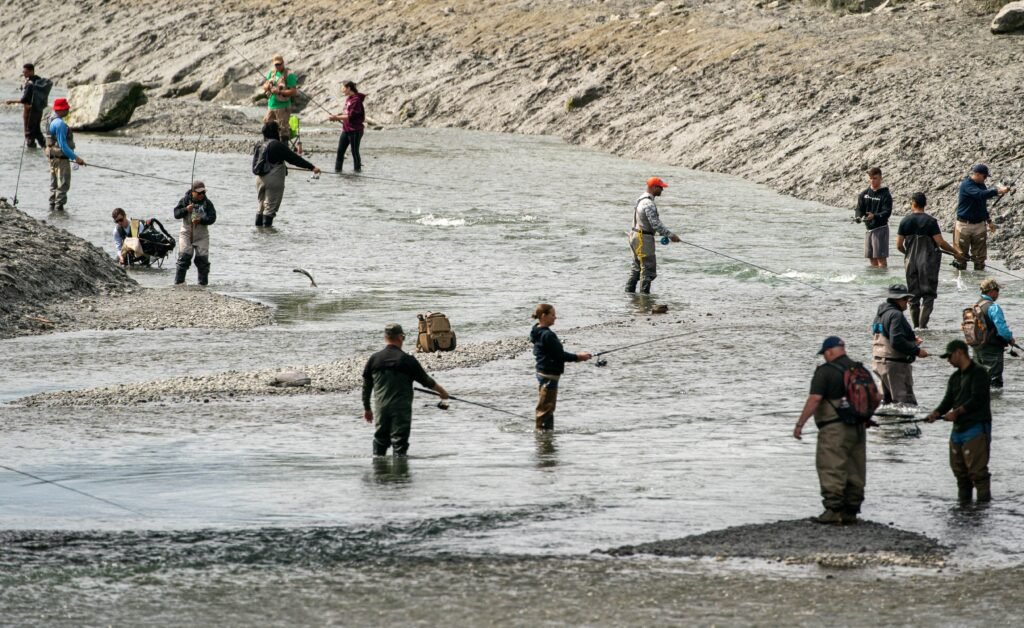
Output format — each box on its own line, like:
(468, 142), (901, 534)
(591, 329), (704, 367)
(674, 239), (828, 293)
(225, 42), (339, 122)
(414, 387), (530, 420)
(0, 464), (144, 516)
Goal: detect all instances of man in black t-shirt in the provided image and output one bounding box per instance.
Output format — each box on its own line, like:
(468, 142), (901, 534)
(895, 192), (964, 329)
(4, 63), (47, 148)
(793, 336), (867, 524)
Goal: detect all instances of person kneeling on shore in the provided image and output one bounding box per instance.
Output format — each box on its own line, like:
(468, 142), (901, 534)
(793, 336), (868, 525)
(927, 340), (992, 504)
(252, 120), (320, 227)
(173, 181), (217, 286)
(530, 303), (591, 431)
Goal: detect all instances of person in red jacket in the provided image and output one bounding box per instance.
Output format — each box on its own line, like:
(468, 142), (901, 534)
(329, 81), (366, 172)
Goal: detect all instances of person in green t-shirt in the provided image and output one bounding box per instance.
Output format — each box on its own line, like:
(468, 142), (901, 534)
(262, 54), (298, 142)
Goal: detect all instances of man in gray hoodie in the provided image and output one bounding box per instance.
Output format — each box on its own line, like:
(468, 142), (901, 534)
(871, 285), (930, 405)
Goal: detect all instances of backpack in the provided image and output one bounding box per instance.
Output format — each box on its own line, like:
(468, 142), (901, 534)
(416, 312), (457, 353)
(826, 362), (882, 427)
(962, 301), (988, 347)
(252, 139), (273, 176)
(32, 77), (53, 110)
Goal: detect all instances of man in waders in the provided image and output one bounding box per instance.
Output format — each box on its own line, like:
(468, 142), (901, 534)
(262, 54), (297, 143)
(954, 164), (1012, 271)
(927, 340), (992, 504)
(626, 177), (680, 294)
(971, 278), (1018, 389)
(793, 336), (866, 524)
(253, 120), (320, 227)
(362, 323), (450, 457)
(855, 167), (892, 268)
(5, 63), (47, 148)
(895, 192), (964, 329)
(872, 285), (928, 405)
(45, 97), (86, 212)
(172, 181), (217, 286)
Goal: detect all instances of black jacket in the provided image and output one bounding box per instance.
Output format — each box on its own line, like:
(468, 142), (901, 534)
(872, 301), (920, 361)
(531, 325), (578, 375)
(173, 192), (217, 226)
(856, 186), (893, 230)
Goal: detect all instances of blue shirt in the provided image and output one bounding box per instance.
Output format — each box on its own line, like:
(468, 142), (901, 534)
(956, 177), (998, 223)
(47, 116), (78, 161)
(980, 295), (1013, 342)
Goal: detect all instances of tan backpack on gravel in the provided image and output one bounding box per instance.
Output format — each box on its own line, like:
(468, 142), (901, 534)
(416, 312), (457, 353)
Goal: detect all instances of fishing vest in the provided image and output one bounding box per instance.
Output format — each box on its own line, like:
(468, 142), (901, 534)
(45, 115), (75, 160)
(871, 308), (914, 362)
(632, 194), (656, 234)
(976, 298), (1007, 348)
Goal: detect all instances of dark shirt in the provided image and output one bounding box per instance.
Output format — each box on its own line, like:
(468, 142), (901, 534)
(173, 192), (217, 225)
(956, 176), (998, 223)
(361, 345), (436, 412)
(530, 324), (578, 375)
(264, 139), (315, 170)
(856, 186), (892, 230)
(809, 354), (855, 398)
(343, 93), (366, 133)
(872, 301), (920, 360)
(935, 361), (991, 432)
(897, 213), (941, 239)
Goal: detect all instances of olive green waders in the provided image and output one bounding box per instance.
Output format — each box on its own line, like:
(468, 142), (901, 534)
(950, 431), (991, 503)
(815, 422), (866, 515)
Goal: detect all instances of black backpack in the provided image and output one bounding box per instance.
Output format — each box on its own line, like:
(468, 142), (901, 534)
(31, 77), (53, 110)
(252, 140), (274, 176)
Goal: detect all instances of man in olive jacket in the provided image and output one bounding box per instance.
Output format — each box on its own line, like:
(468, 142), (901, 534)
(927, 340), (992, 504)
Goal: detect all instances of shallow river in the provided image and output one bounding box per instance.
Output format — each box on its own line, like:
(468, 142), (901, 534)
(2, 105), (1024, 625)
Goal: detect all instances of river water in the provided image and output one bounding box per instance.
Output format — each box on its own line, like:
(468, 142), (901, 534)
(2, 104), (1024, 625)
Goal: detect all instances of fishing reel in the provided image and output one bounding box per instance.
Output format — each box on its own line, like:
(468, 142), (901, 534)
(660, 236), (670, 245)
(437, 401), (450, 410)
(595, 357), (608, 367)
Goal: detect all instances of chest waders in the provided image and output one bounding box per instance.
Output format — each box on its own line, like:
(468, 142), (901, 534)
(904, 235), (941, 328)
(626, 197), (657, 293)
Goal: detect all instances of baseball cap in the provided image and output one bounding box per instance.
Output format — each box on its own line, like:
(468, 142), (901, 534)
(52, 97), (70, 112)
(940, 340), (969, 359)
(191, 180), (206, 193)
(384, 323), (404, 337)
(647, 177), (669, 189)
(972, 164), (990, 177)
(817, 336), (845, 355)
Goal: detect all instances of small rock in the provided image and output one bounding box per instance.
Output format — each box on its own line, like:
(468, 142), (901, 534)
(270, 371), (312, 387)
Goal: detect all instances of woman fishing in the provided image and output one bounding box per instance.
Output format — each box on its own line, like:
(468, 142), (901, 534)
(530, 303), (592, 431)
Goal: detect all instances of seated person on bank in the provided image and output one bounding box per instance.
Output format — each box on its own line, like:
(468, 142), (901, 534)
(112, 207), (174, 266)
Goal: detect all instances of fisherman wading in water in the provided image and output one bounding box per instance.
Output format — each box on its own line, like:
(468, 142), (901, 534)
(855, 167), (892, 269)
(626, 177), (680, 294)
(895, 192), (964, 329)
(530, 304), (591, 431)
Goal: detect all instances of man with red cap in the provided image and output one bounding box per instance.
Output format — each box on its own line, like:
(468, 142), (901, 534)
(626, 177), (680, 294)
(45, 97), (85, 212)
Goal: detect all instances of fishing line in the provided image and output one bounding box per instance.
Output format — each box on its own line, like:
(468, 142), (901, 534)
(286, 165), (451, 189)
(88, 164), (190, 185)
(414, 387), (530, 420)
(940, 249), (1024, 281)
(592, 329), (704, 366)
(11, 142), (26, 206)
(675, 239), (828, 293)
(0, 464), (145, 516)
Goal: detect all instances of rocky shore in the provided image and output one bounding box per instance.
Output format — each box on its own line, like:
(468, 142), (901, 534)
(0, 199), (272, 339)
(3, 0), (1022, 262)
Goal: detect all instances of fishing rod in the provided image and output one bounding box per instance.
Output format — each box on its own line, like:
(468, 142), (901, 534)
(940, 249), (1024, 281)
(189, 133), (201, 184)
(286, 165), (448, 189)
(88, 164), (190, 185)
(592, 329), (704, 367)
(12, 142), (26, 206)
(990, 173), (1017, 209)
(0, 464), (144, 516)
(414, 387), (529, 420)
(675, 239), (828, 293)
(225, 42), (339, 122)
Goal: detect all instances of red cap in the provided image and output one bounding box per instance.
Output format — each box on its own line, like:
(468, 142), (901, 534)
(647, 177), (668, 189)
(52, 98), (70, 112)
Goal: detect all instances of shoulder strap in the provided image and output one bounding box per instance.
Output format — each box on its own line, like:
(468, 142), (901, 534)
(130, 219), (140, 238)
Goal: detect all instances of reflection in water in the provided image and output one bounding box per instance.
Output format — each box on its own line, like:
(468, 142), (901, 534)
(534, 432), (558, 469)
(369, 456), (412, 486)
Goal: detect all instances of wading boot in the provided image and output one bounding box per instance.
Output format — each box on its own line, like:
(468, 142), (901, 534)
(195, 256), (210, 286)
(174, 254), (191, 285)
(263, 215), (274, 228)
(625, 272), (640, 293)
(957, 481), (973, 504)
(814, 509), (843, 524)
(919, 304), (933, 330)
(975, 480), (992, 504)
(639, 279), (653, 295)
(841, 507), (859, 525)
(256, 213), (264, 227)
(910, 304), (921, 328)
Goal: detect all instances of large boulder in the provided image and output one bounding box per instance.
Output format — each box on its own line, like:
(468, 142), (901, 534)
(65, 82), (147, 131)
(992, 2), (1024, 34)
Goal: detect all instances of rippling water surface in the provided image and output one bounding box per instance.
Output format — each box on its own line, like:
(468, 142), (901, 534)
(3, 104), (1024, 625)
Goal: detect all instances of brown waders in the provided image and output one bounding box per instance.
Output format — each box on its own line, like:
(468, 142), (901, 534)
(535, 373), (559, 430)
(815, 422), (866, 518)
(950, 430), (991, 503)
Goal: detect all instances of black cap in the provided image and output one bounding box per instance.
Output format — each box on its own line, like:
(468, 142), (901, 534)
(940, 340), (969, 359)
(817, 336), (844, 355)
(384, 323), (404, 337)
(972, 164), (990, 177)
